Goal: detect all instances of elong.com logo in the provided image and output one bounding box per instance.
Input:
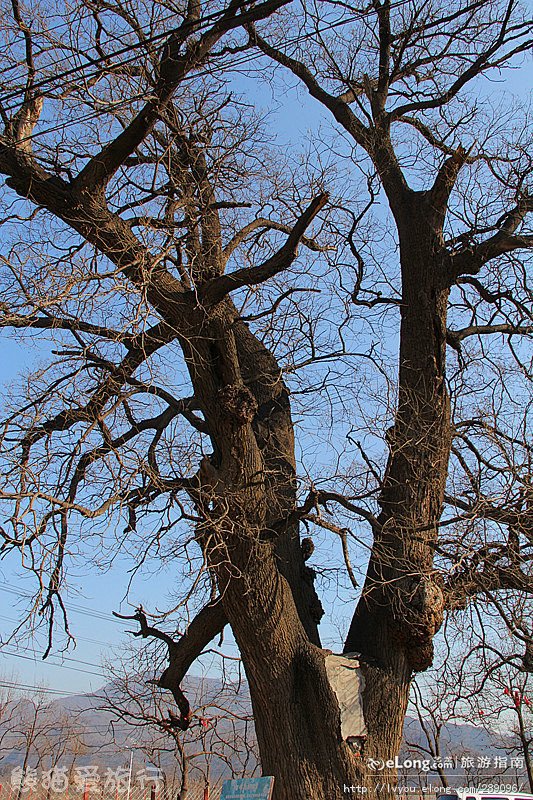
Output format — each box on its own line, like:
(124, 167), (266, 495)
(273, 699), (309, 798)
(366, 757), (450, 772)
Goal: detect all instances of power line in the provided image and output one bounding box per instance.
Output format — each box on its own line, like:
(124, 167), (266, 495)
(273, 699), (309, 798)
(8, 92), (145, 140)
(0, 0), (263, 112)
(10, 91), (151, 145)
(0, 585), (168, 669)
(0, 583), (129, 624)
(3, 9), (386, 149)
(0, 615), (117, 648)
(0, 0), (413, 115)
(0, 642), (112, 674)
(0, 5), (210, 89)
(0, 11), (96, 81)
(0, 649), (106, 678)
(0, 678), (219, 711)
(0, 679), (89, 696)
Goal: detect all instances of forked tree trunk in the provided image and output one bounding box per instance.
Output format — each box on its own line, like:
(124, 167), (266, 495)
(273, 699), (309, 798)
(184, 202), (454, 798)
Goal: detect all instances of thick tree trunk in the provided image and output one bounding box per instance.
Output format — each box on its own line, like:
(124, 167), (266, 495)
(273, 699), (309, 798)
(344, 195), (452, 777)
(219, 540), (360, 800)
(182, 301), (355, 799)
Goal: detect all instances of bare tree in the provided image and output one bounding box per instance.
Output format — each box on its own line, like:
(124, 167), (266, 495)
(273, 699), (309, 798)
(1, 0), (533, 798)
(36, 711), (88, 800)
(0, 677), (19, 776)
(97, 644), (258, 798)
(443, 637), (533, 788)
(0, 690), (67, 800)
(0, 681), (91, 796)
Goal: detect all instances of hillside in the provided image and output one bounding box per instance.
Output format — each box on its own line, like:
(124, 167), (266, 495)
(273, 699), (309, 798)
(1, 679), (529, 789)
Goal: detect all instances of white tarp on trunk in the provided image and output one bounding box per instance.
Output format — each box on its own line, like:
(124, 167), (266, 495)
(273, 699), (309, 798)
(324, 651), (367, 740)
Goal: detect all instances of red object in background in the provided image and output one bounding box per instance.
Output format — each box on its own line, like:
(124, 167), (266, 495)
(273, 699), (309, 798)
(204, 786), (209, 800)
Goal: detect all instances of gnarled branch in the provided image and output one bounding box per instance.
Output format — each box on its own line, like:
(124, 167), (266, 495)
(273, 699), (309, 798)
(114, 602), (227, 729)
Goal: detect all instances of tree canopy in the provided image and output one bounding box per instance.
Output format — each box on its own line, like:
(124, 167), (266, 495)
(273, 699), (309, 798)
(1, 0), (533, 797)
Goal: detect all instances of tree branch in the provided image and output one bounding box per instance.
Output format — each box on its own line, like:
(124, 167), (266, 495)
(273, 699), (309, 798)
(222, 216), (332, 263)
(0, 138), (192, 328)
(200, 193), (329, 304)
(247, 25), (412, 204)
(0, 311), (133, 344)
(448, 323), (533, 342)
(452, 232), (533, 276)
(450, 195), (533, 275)
(396, 116), (477, 160)
(305, 513), (360, 590)
(114, 601), (227, 729)
(74, 0), (291, 196)
(427, 143), (475, 222)
(390, 0), (522, 120)
(294, 488), (381, 533)
(17, 320), (178, 463)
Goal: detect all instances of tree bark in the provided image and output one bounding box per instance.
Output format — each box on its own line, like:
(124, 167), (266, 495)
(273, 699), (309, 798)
(345, 193), (452, 776)
(218, 539), (360, 799)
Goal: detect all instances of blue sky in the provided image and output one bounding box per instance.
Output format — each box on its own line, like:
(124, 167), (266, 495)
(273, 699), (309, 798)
(0, 31), (532, 699)
(0, 343), (245, 696)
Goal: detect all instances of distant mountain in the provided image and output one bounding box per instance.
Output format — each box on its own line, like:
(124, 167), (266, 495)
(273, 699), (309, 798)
(401, 715), (529, 788)
(403, 715), (500, 754)
(1, 679), (529, 789)
(0, 676), (257, 783)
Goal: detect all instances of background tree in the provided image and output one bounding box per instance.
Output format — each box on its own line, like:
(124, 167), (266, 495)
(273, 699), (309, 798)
(98, 642), (259, 797)
(1, 0), (533, 799)
(0, 677), (19, 777)
(406, 624), (533, 791)
(1, 689), (69, 800)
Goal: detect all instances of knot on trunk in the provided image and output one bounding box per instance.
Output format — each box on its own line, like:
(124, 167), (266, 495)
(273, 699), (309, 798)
(301, 537), (315, 560)
(301, 564), (325, 623)
(522, 641), (533, 673)
(217, 384), (257, 424)
(393, 574), (445, 672)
